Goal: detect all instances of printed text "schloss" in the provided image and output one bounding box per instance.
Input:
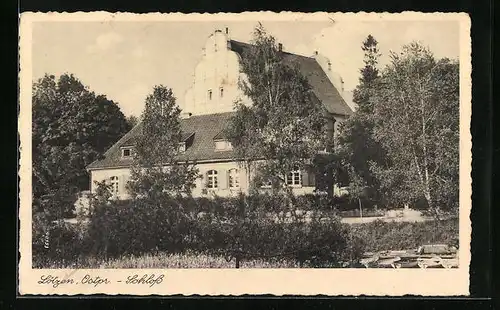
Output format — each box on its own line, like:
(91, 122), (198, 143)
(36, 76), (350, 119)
(126, 274), (164, 287)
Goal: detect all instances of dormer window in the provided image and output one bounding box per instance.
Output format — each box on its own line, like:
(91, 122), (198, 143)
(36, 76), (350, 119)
(178, 142), (186, 153)
(179, 132), (195, 152)
(215, 140), (232, 151)
(121, 147), (134, 158)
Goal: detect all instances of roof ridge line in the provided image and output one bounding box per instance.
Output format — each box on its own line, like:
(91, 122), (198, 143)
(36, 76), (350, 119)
(230, 39), (315, 59)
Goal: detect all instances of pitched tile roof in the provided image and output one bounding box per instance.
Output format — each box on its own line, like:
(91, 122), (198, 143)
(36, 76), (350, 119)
(212, 129), (228, 141)
(88, 39), (352, 170)
(87, 112), (236, 170)
(229, 40), (353, 116)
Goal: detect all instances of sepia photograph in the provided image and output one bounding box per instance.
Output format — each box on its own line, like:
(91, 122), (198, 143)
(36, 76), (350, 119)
(18, 12), (471, 295)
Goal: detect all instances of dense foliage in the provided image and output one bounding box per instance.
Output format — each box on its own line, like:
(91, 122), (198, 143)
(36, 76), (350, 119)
(34, 194), (365, 268)
(32, 30), (460, 270)
(226, 24), (328, 197)
(370, 44), (459, 211)
(337, 35), (386, 204)
(127, 85), (199, 200)
(349, 218), (459, 253)
(352, 34), (381, 110)
(126, 115), (139, 128)
(32, 194), (458, 268)
(32, 74), (130, 218)
(338, 39), (459, 212)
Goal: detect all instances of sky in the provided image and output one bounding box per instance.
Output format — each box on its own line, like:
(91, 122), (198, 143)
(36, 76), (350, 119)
(32, 18), (460, 117)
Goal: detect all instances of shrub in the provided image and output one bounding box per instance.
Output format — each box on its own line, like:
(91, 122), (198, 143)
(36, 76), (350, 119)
(80, 193), (361, 267)
(177, 194), (360, 267)
(38, 193), (458, 268)
(32, 212), (91, 268)
(349, 217), (459, 253)
(86, 198), (199, 258)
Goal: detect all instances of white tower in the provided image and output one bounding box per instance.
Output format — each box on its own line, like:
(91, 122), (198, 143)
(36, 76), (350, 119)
(183, 29), (250, 116)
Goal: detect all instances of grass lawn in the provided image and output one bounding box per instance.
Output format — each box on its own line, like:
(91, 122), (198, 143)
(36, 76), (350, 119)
(37, 251), (302, 269)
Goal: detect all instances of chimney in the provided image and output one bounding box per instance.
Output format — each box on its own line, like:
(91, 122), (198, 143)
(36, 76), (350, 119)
(278, 43), (283, 52)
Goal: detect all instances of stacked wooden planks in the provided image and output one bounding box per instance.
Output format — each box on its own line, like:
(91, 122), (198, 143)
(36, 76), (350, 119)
(360, 244), (459, 268)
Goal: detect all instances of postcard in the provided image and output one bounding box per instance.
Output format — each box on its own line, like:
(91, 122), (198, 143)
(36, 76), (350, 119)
(18, 11), (471, 296)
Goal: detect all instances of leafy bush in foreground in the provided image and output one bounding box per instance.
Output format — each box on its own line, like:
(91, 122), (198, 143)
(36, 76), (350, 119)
(32, 212), (92, 268)
(349, 218), (459, 253)
(82, 194), (358, 267)
(32, 194), (459, 268)
(33, 193), (360, 267)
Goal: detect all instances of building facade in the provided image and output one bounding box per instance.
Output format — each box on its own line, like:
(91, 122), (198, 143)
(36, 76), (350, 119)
(86, 28), (354, 199)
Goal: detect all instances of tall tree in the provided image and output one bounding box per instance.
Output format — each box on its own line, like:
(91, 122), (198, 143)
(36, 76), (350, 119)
(226, 23), (326, 198)
(32, 74), (130, 218)
(337, 35), (386, 203)
(127, 85), (199, 201)
(352, 34), (381, 112)
(370, 42), (459, 212)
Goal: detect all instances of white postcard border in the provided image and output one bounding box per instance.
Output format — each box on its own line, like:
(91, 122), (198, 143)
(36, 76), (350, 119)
(18, 11), (472, 296)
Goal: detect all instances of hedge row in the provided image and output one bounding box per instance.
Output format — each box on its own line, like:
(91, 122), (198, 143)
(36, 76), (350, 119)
(349, 218), (459, 253)
(32, 194), (458, 268)
(34, 194), (366, 267)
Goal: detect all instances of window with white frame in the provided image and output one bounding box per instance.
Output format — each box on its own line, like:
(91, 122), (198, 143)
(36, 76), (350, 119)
(206, 170), (218, 189)
(286, 169), (302, 186)
(219, 87), (224, 98)
(208, 89), (213, 101)
(178, 142), (186, 153)
(110, 176), (119, 196)
(121, 147), (133, 158)
(228, 169), (239, 189)
(215, 140), (233, 151)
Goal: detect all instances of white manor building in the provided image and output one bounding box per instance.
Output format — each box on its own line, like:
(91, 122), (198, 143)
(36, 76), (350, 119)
(86, 28), (354, 199)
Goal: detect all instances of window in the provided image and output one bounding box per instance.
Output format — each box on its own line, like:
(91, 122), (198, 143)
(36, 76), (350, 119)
(228, 169), (239, 189)
(286, 169), (302, 186)
(219, 87), (224, 98)
(110, 176), (119, 196)
(215, 140), (232, 151)
(178, 143), (186, 153)
(121, 147), (133, 158)
(206, 170), (218, 189)
(208, 89), (213, 100)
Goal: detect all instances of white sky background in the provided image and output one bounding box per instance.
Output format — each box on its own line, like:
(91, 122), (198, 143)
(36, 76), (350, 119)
(32, 19), (459, 117)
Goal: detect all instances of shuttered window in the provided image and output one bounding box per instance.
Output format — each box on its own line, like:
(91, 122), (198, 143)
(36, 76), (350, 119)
(301, 169), (316, 187)
(228, 169), (239, 189)
(110, 176), (119, 196)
